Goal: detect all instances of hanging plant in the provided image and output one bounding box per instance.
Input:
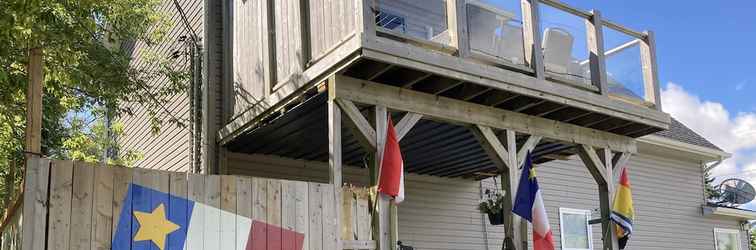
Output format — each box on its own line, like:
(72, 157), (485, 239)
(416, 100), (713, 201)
(478, 189), (506, 225)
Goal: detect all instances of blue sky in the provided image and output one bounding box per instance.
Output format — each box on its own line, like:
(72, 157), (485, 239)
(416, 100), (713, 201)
(561, 0), (756, 113)
(556, 0), (756, 208)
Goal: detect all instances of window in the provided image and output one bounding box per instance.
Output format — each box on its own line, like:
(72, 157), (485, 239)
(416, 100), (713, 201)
(715, 228), (741, 250)
(559, 208), (593, 250)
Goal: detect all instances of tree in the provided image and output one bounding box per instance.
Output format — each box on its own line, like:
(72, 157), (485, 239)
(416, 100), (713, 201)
(0, 0), (191, 210)
(704, 162), (722, 204)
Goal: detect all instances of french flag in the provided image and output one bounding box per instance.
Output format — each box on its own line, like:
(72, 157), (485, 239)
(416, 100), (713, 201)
(111, 183), (304, 250)
(512, 151), (555, 250)
(378, 116), (405, 204)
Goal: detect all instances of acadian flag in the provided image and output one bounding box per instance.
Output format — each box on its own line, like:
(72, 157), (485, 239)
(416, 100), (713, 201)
(611, 168), (634, 249)
(112, 183), (304, 250)
(512, 152), (555, 250)
(377, 116), (405, 204)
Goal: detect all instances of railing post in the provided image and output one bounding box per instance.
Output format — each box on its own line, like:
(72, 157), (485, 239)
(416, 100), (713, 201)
(360, 0), (377, 42)
(448, 0), (469, 57)
(521, 0), (545, 79)
(640, 31), (662, 110)
(586, 10), (609, 95)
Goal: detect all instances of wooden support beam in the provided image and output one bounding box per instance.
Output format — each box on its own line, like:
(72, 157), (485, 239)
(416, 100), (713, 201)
(577, 145), (608, 186)
(577, 145), (619, 250)
(336, 98), (377, 151)
(369, 105), (391, 250)
(394, 113), (423, 142)
(586, 10), (609, 95)
(334, 75), (637, 153)
(611, 152), (632, 188)
(470, 126), (523, 250)
(471, 125), (511, 169)
(521, 0), (545, 79)
(516, 135), (543, 167)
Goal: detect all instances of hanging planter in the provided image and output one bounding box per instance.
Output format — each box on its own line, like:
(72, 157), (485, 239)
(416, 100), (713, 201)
(487, 211), (505, 225)
(478, 189), (506, 225)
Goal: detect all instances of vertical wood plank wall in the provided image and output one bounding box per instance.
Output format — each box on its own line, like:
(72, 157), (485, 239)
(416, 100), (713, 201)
(231, 0), (359, 120)
(3, 158), (372, 250)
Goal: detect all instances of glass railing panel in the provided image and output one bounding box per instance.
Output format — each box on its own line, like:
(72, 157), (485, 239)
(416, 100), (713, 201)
(538, 4), (591, 86)
(466, 0), (526, 66)
(374, 0), (451, 46)
(603, 25), (646, 102)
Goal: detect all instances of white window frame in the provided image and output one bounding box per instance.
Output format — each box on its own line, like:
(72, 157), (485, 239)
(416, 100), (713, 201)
(714, 228), (742, 250)
(559, 208), (593, 250)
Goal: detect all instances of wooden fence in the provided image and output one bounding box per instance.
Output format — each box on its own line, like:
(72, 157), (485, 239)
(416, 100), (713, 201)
(1, 157), (373, 250)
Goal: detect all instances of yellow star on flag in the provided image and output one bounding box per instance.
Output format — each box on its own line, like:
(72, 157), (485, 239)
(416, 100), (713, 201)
(133, 203), (180, 250)
(528, 166), (537, 180)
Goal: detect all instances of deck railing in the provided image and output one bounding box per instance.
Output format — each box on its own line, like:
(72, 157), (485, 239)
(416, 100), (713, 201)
(362, 0), (661, 110)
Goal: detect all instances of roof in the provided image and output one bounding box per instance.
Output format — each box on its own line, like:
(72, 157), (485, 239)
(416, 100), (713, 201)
(653, 118), (723, 151)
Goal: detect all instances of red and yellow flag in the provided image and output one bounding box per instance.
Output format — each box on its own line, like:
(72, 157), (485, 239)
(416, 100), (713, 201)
(611, 168), (634, 249)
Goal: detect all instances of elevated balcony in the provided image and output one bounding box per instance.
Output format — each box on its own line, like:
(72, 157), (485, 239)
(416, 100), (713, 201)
(223, 0), (670, 151)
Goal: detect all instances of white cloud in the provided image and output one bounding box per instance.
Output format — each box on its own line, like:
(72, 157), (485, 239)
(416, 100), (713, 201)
(661, 83), (756, 208)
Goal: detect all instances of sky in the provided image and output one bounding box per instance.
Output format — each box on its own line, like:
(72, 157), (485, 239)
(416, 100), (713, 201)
(552, 1), (756, 208)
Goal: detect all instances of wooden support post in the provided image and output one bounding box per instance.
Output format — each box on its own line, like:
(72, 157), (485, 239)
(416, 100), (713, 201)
(369, 105), (390, 250)
(586, 10), (609, 95)
(640, 31), (661, 110)
(25, 47), (43, 155)
(521, 0), (545, 79)
(328, 78), (344, 250)
(471, 126), (524, 250)
(577, 145), (619, 250)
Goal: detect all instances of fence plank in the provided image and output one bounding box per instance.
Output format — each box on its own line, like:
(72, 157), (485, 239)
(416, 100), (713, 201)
(220, 175), (237, 250)
(92, 165), (114, 250)
(169, 172), (188, 250)
(340, 190), (354, 241)
(356, 196), (370, 242)
(236, 176), (253, 250)
(308, 183), (323, 250)
(322, 185), (337, 250)
(111, 166), (133, 245)
(21, 157), (49, 250)
(47, 160), (73, 250)
(204, 175), (221, 250)
(253, 178), (268, 249)
(294, 181), (309, 250)
(282, 181), (297, 250)
(267, 179), (282, 250)
(69, 161), (95, 250)
(186, 173), (205, 250)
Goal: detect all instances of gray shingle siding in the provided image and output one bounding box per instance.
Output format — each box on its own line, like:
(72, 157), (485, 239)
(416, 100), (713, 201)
(226, 150), (749, 250)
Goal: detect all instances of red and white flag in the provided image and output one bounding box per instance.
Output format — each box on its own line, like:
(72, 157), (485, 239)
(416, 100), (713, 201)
(378, 116), (405, 204)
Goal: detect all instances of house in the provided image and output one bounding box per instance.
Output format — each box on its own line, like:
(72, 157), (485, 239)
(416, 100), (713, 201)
(115, 0), (756, 249)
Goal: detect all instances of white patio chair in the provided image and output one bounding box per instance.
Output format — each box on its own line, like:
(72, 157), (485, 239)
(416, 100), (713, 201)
(542, 27), (574, 75)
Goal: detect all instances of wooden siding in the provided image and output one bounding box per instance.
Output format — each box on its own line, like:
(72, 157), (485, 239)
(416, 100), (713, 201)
(230, 0), (359, 120)
(227, 151), (749, 250)
(118, 0), (204, 172)
(232, 0), (269, 117)
(273, 0), (304, 90)
(308, 0), (359, 62)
